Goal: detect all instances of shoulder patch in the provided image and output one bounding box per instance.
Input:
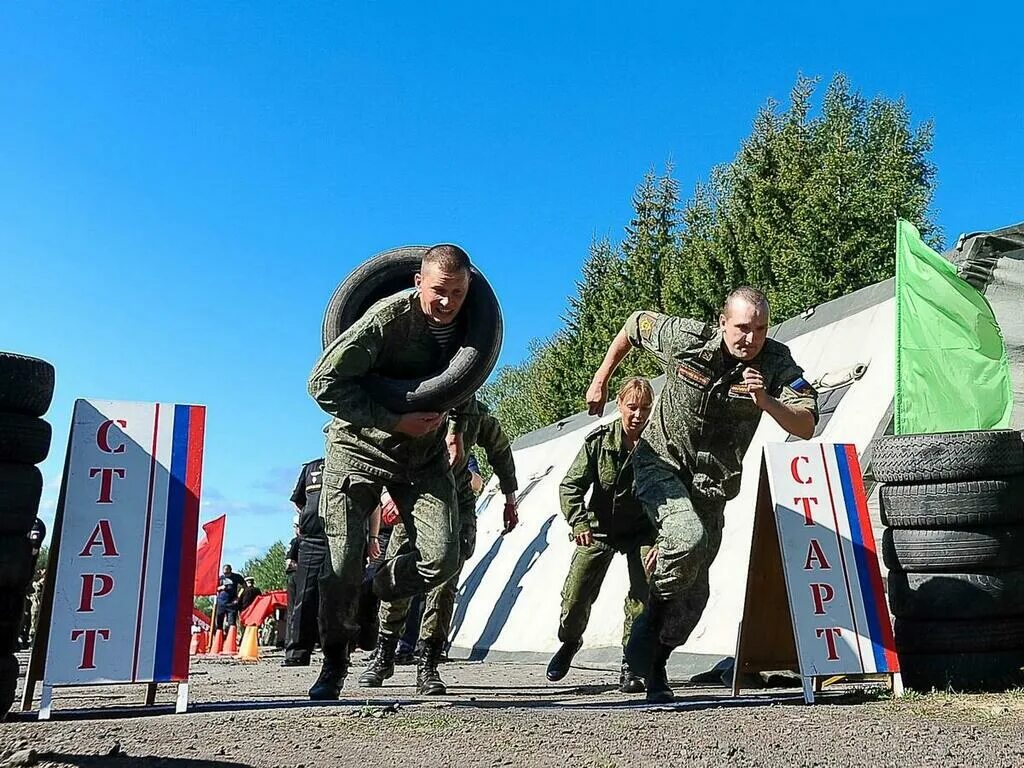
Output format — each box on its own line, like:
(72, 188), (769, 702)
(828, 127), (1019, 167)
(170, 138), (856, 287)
(787, 376), (813, 394)
(637, 313), (656, 340)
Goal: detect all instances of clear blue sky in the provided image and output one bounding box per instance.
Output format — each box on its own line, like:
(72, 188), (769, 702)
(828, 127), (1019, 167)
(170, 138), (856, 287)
(3, 3), (1021, 567)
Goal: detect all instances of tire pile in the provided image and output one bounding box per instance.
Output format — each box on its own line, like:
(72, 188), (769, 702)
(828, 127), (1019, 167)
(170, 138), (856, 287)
(874, 429), (1024, 692)
(0, 351), (55, 718)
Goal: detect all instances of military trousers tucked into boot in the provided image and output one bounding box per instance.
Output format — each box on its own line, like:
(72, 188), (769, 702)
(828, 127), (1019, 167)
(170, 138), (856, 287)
(557, 538), (651, 650)
(317, 465), (459, 654)
(377, 470), (477, 646)
(632, 445), (726, 650)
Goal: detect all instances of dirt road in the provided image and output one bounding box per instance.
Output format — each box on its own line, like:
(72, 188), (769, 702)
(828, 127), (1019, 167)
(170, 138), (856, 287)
(3, 648), (1023, 767)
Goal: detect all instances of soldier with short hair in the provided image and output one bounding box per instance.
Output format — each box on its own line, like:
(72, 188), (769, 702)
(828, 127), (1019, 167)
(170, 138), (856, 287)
(306, 244), (474, 700)
(360, 395), (518, 694)
(546, 377), (657, 693)
(586, 287), (819, 702)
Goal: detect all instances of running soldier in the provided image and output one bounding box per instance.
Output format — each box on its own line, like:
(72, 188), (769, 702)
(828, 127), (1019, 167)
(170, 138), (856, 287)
(306, 244), (473, 699)
(586, 287), (818, 702)
(360, 395), (518, 694)
(546, 377), (656, 693)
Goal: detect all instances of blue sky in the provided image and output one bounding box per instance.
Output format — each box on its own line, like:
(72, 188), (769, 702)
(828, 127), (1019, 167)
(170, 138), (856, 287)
(3, 3), (1021, 568)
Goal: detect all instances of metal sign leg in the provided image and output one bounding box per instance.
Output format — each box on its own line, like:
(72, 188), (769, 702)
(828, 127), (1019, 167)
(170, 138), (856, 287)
(801, 676), (815, 704)
(38, 685), (53, 721)
(175, 683), (189, 714)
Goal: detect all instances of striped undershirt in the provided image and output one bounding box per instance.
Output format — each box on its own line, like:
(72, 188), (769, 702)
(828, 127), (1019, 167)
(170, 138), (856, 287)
(427, 320), (459, 353)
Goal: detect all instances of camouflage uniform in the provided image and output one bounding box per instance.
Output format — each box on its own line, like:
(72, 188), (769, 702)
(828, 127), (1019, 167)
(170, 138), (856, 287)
(379, 397), (518, 643)
(624, 310), (818, 647)
(308, 288), (462, 657)
(557, 419), (656, 649)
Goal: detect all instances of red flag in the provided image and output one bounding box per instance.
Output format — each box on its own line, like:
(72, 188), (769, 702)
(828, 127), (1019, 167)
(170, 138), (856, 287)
(194, 515), (226, 596)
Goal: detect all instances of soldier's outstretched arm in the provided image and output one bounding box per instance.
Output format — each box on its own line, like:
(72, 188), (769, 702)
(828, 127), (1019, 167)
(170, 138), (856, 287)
(307, 317), (401, 432)
(477, 414), (518, 496)
(586, 328), (633, 415)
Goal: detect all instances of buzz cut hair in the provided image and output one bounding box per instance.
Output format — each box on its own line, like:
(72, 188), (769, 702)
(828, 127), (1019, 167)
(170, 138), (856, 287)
(422, 243), (472, 274)
(617, 376), (655, 406)
(723, 285), (770, 315)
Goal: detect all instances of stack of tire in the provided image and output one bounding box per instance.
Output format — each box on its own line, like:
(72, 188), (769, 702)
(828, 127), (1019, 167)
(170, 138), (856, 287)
(0, 351), (55, 718)
(874, 429), (1024, 692)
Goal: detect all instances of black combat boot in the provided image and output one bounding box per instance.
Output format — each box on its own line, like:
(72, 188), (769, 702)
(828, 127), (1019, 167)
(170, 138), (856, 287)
(619, 657), (645, 694)
(416, 639), (447, 695)
(545, 639), (583, 682)
(358, 635), (398, 688)
(308, 649), (348, 701)
(645, 643), (674, 704)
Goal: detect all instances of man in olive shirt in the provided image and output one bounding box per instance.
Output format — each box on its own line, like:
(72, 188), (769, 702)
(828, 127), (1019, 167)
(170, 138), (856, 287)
(361, 395), (518, 695)
(586, 287), (818, 702)
(547, 377), (656, 693)
(306, 244), (473, 700)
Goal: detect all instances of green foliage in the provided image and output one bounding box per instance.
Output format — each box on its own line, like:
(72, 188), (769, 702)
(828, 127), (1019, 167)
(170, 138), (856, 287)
(486, 73), (938, 433)
(241, 541), (288, 591)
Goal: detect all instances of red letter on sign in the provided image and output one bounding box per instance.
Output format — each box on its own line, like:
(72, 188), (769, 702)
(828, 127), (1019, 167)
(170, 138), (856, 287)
(78, 520), (119, 557)
(815, 627), (843, 661)
(810, 583), (835, 615)
(78, 574), (115, 612)
(803, 539), (831, 570)
(70, 628), (111, 670)
(89, 468), (126, 504)
(790, 456), (811, 484)
(97, 420), (127, 454)
(794, 497), (818, 526)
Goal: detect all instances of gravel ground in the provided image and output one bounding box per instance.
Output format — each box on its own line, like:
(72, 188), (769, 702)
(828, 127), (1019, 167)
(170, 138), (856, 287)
(3, 648), (1023, 768)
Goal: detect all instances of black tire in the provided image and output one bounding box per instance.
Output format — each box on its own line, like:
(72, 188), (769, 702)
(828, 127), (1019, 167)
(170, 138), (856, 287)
(0, 653), (17, 719)
(887, 570), (1024, 619)
(880, 478), (1024, 528)
(0, 413), (51, 465)
(0, 591), (29, 656)
(899, 651), (1024, 692)
(871, 430), (1024, 483)
(320, 246), (503, 413)
(882, 527), (1024, 572)
(0, 351), (55, 417)
(0, 535), (35, 588)
(0, 463), (42, 536)
(894, 616), (1024, 653)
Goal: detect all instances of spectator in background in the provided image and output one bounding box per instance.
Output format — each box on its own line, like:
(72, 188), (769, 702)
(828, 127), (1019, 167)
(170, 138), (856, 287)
(284, 457), (325, 667)
(284, 520), (300, 646)
(215, 564), (245, 632)
(238, 576), (262, 613)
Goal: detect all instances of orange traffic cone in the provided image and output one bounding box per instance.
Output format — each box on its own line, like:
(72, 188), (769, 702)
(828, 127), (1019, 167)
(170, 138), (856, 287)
(189, 631), (208, 655)
(210, 629), (224, 655)
(236, 626), (260, 661)
(220, 625), (238, 655)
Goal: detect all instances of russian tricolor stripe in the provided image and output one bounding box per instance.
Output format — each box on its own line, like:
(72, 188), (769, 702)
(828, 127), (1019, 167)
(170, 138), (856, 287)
(833, 445), (899, 673)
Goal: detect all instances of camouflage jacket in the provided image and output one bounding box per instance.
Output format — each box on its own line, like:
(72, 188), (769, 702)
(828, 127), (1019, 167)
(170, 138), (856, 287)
(308, 289), (454, 482)
(450, 397), (518, 494)
(625, 310), (818, 501)
(559, 419), (654, 546)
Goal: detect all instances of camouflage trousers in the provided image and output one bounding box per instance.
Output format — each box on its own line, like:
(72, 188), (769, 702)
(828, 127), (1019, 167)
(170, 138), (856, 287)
(633, 445), (726, 649)
(317, 463), (459, 654)
(557, 537), (652, 650)
(378, 469), (477, 643)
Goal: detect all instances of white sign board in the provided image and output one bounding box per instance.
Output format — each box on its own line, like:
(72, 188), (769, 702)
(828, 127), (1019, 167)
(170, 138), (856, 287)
(44, 399), (206, 687)
(765, 442), (898, 676)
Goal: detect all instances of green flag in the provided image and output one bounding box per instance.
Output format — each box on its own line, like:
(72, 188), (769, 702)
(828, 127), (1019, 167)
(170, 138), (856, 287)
(895, 219), (1013, 434)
